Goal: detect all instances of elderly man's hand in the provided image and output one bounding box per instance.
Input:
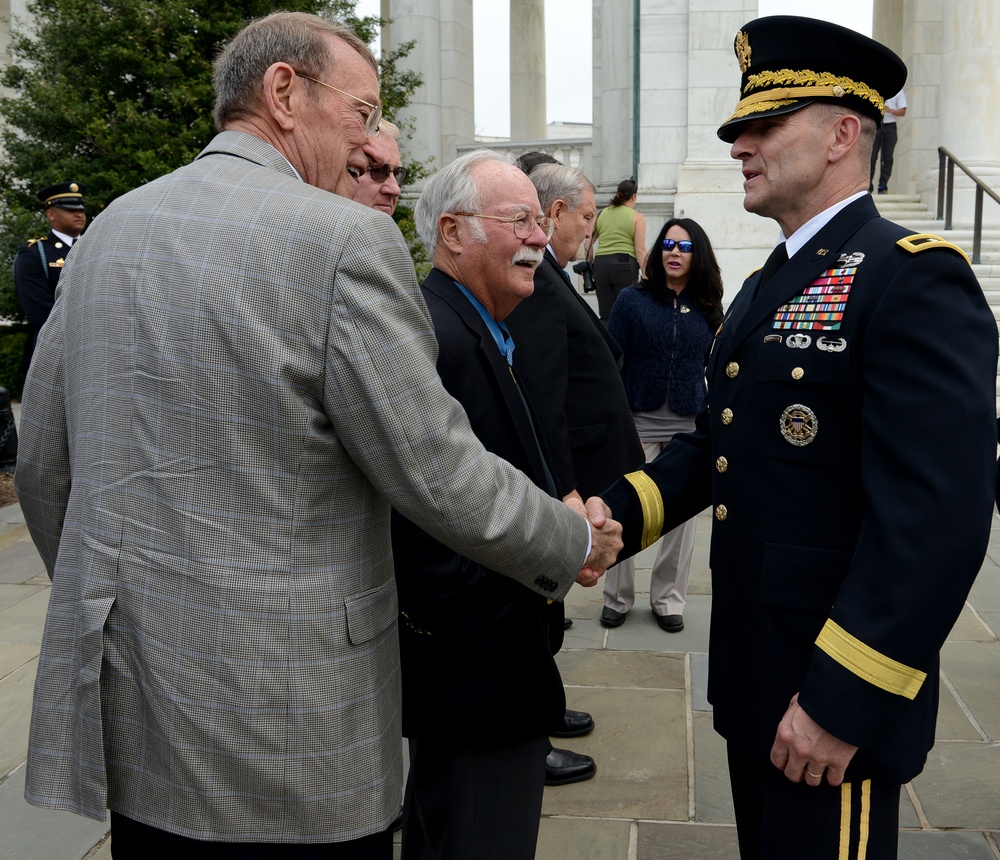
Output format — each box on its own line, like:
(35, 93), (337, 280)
(568, 496), (622, 586)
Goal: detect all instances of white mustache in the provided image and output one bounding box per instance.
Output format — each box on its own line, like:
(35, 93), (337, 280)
(511, 248), (544, 267)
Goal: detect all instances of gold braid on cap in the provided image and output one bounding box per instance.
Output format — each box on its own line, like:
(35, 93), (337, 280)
(735, 68), (885, 117)
(735, 30), (751, 73)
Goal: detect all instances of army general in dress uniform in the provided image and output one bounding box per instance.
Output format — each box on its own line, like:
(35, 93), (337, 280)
(13, 182), (87, 368)
(601, 17), (998, 860)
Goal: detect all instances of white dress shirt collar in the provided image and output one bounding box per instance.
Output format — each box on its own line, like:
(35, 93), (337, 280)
(780, 190), (868, 259)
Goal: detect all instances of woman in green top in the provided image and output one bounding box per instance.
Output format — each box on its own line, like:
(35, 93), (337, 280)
(587, 179), (647, 321)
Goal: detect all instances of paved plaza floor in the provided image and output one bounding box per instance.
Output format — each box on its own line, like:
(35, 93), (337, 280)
(2, 498), (999, 859)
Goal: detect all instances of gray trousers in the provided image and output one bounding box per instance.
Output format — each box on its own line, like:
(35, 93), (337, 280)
(603, 439), (697, 616)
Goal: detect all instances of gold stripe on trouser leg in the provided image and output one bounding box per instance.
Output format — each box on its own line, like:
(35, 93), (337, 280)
(839, 783), (852, 860)
(857, 780), (871, 860)
(838, 780), (872, 860)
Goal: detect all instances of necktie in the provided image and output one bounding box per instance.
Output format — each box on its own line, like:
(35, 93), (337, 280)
(753, 242), (788, 299)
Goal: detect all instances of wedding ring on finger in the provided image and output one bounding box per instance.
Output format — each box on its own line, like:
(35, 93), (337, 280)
(806, 769), (823, 779)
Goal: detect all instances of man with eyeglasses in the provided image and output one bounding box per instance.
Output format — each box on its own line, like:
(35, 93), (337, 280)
(505, 161), (645, 788)
(16, 13), (622, 859)
(391, 149), (586, 859)
(356, 119), (406, 216)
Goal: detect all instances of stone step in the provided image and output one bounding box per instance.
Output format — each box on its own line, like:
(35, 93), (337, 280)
(894, 226), (1000, 243)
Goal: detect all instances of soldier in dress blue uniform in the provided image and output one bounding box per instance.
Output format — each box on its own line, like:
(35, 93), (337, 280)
(14, 181), (87, 368)
(600, 17), (998, 859)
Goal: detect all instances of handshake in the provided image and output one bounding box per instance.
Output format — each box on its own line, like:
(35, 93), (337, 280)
(565, 494), (623, 587)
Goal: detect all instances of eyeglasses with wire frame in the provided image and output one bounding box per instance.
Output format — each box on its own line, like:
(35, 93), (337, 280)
(662, 239), (694, 253)
(367, 164), (408, 186)
(453, 212), (554, 241)
(294, 72), (382, 137)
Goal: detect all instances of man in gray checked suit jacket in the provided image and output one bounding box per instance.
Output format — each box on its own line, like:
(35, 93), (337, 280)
(15, 12), (621, 858)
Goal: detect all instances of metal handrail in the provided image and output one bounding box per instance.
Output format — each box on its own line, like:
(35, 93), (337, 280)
(937, 146), (1000, 264)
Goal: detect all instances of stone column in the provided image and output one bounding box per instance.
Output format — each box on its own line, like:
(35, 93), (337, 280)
(938, 0), (1000, 224)
(672, 1), (772, 297)
(871, 0), (908, 191)
(510, 0), (546, 141)
(384, 0), (475, 176)
(591, 0), (634, 198)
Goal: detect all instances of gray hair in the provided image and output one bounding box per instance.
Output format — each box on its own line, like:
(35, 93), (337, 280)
(813, 101), (877, 163)
(529, 163), (595, 215)
(415, 149), (516, 254)
(378, 118), (401, 141)
(213, 12), (377, 131)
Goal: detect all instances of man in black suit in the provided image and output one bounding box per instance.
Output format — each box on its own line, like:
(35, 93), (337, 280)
(14, 181), (87, 368)
(506, 161), (645, 785)
(393, 149), (615, 859)
(600, 17), (997, 859)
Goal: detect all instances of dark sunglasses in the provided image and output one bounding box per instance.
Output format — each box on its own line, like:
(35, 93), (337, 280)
(662, 239), (693, 253)
(368, 164), (408, 185)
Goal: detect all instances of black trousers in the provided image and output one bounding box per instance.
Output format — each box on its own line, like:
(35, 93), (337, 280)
(401, 735), (549, 860)
(593, 254), (639, 321)
(870, 122), (899, 190)
(727, 744), (901, 860)
(110, 812), (394, 859)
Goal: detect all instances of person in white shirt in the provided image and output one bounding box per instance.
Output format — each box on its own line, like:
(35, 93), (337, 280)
(870, 88), (907, 192)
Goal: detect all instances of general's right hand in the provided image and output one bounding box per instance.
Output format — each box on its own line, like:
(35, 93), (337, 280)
(574, 496), (622, 586)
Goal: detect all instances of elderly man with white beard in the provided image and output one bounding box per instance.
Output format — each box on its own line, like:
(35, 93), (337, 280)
(389, 149), (600, 859)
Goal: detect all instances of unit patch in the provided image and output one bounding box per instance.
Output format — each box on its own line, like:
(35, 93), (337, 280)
(780, 404), (818, 446)
(772, 260), (860, 330)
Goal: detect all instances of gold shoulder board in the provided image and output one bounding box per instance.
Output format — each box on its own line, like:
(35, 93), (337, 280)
(896, 233), (971, 266)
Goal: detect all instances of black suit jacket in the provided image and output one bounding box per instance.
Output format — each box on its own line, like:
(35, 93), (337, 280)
(505, 250), (643, 498)
(602, 196), (998, 782)
(391, 267), (566, 745)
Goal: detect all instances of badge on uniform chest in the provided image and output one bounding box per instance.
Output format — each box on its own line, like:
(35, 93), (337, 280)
(772, 252), (864, 331)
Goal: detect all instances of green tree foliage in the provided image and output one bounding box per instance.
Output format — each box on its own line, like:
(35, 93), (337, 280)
(0, 0), (427, 324)
(325, 0), (430, 278)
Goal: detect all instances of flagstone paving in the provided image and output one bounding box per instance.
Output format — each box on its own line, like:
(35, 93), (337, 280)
(2, 482), (999, 858)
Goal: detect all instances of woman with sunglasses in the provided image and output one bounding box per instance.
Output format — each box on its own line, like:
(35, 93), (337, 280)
(601, 218), (724, 634)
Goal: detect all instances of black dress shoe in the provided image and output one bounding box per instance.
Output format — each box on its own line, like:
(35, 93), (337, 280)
(551, 708), (594, 738)
(600, 606), (627, 628)
(656, 613), (684, 632)
(563, 617), (573, 629)
(545, 748), (597, 786)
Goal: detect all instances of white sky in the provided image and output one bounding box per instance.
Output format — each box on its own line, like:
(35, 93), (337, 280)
(354, 0), (873, 138)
